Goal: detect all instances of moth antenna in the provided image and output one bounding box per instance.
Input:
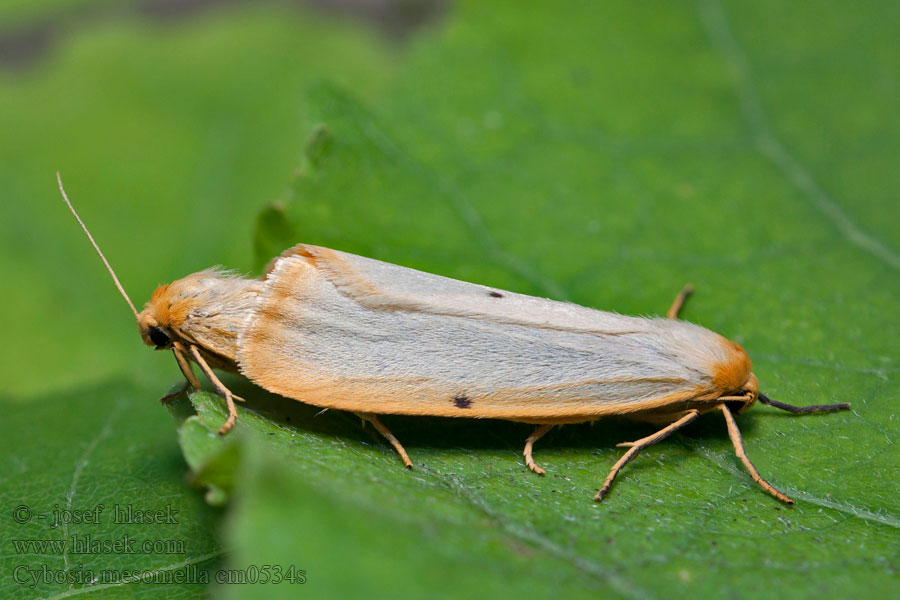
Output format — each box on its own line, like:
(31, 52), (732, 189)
(57, 172), (140, 321)
(758, 393), (850, 413)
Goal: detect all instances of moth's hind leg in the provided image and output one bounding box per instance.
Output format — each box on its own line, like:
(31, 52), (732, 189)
(523, 424), (553, 475)
(666, 284), (694, 319)
(596, 410), (700, 502)
(356, 413), (414, 469)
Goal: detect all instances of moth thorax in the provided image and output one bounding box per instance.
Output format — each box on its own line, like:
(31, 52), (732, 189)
(138, 270), (263, 359)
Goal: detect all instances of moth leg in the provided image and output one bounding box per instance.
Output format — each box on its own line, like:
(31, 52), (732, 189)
(172, 342), (202, 391)
(718, 403), (794, 504)
(156, 343), (201, 405)
(158, 382), (190, 405)
(356, 413), (413, 469)
(666, 284), (694, 319)
(595, 410), (700, 502)
(174, 341), (246, 403)
(758, 393), (850, 414)
(188, 345), (240, 436)
(523, 424), (553, 475)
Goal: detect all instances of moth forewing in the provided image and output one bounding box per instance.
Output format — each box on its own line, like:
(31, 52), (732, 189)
(238, 246), (752, 422)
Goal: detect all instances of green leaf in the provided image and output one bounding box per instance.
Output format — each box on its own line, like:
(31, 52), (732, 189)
(233, 2), (898, 598)
(3, 0), (899, 598)
(175, 413), (240, 508)
(0, 381), (224, 599)
(179, 390), (649, 599)
(221, 430), (620, 600)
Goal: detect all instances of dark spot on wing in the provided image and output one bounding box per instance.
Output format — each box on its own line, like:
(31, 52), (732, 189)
(453, 394), (472, 409)
(488, 291), (504, 298)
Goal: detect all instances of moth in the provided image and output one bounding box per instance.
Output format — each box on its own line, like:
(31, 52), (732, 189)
(59, 174), (849, 503)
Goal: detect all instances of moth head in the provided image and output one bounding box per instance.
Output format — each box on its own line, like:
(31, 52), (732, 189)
(138, 286), (176, 350)
(138, 315), (173, 350)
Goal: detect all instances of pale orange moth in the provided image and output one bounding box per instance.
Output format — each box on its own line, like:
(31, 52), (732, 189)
(59, 174), (849, 504)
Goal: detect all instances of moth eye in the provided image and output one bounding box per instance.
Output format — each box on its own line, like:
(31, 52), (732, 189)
(148, 326), (171, 348)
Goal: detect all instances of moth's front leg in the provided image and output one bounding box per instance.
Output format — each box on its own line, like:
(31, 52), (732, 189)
(155, 342), (200, 405)
(172, 342), (203, 391)
(187, 344), (241, 435)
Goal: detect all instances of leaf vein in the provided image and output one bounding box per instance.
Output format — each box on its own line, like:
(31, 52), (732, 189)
(60, 401), (122, 579)
(698, 0), (900, 271)
(440, 474), (654, 600)
(36, 550), (224, 600)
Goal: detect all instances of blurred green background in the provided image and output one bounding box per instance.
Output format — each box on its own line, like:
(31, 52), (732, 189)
(1, 1), (898, 599)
